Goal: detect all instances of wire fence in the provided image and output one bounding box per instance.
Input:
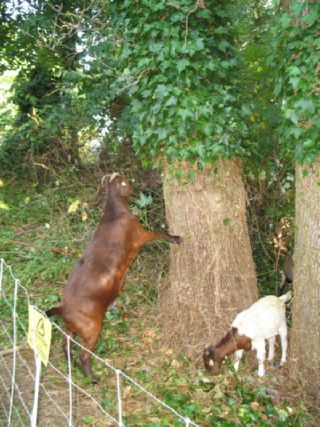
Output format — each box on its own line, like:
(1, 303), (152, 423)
(0, 258), (199, 427)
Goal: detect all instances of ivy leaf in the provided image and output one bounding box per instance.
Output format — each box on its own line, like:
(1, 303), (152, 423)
(154, 84), (170, 99)
(178, 109), (193, 120)
(287, 66), (301, 76)
(156, 128), (168, 140)
(289, 77), (300, 90)
(241, 104), (252, 116)
(218, 40), (230, 52)
(166, 96), (178, 106)
(296, 99), (315, 114)
(290, 1), (304, 17)
(301, 10), (318, 26)
(303, 139), (314, 149)
(177, 59), (190, 73)
(284, 109), (299, 125)
(194, 38), (205, 51)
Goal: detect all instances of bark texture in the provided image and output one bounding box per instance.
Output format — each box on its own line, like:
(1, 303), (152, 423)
(158, 159), (258, 354)
(291, 161), (320, 403)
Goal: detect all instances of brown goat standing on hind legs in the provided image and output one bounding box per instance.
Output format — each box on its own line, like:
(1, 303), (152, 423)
(46, 173), (181, 383)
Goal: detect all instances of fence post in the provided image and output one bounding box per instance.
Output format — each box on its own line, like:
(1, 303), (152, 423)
(0, 258), (4, 300)
(30, 354), (42, 427)
(66, 335), (73, 427)
(7, 278), (18, 427)
(116, 369), (123, 427)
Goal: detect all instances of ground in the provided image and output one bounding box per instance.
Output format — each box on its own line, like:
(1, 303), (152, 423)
(0, 174), (314, 426)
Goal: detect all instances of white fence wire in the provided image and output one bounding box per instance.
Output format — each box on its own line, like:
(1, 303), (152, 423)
(0, 258), (199, 427)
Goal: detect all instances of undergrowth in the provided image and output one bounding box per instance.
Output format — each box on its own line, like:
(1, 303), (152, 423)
(0, 174), (308, 426)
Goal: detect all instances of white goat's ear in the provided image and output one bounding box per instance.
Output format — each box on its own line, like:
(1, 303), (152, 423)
(209, 359), (214, 366)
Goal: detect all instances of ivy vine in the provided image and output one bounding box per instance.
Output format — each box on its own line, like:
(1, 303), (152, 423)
(110, 0), (247, 169)
(273, 0), (320, 165)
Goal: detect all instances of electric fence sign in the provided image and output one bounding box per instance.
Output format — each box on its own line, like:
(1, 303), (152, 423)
(28, 305), (52, 366)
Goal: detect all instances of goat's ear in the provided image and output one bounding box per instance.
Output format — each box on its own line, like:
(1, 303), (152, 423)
(93, 175), (110, 206)
(203, 346), (214, 358)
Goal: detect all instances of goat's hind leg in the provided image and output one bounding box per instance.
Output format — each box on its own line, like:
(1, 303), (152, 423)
(267, 336), (276, 362)
(278, 324), (288, 366)
(81, 328), (101, 384)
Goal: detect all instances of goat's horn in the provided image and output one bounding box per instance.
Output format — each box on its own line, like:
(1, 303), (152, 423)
(109, 172), (120, 183)
(101, 174), (109, 186)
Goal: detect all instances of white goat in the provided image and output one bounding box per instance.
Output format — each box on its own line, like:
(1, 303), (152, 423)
(203, 291), (292, 377)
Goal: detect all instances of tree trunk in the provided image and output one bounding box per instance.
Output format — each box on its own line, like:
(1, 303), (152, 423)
(158, 159), (258, 354)
(291, 161), (320, 403)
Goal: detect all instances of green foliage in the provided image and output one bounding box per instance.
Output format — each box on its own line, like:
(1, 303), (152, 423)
(0, 1), (107, 171)
(109, 0), (247, 169)
(236, 1), (281, 165)
(231, 1), (296, 294)
(272, 0), (320, 164)
(0, 70), (17, 139)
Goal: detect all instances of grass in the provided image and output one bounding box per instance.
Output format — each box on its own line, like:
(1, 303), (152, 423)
(0, 173), (310, 426)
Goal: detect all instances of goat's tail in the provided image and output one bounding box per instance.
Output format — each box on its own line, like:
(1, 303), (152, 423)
(46, 306), (63, 318)
(279, 291), (292, 303)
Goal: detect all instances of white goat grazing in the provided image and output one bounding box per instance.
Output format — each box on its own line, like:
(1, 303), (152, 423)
(203, 291), (292, 377)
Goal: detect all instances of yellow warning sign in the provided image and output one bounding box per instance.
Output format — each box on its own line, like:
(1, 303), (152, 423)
(28, 305), (52, 366)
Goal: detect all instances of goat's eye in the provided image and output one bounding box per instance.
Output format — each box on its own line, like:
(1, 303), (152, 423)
(209, 359), (214, 366)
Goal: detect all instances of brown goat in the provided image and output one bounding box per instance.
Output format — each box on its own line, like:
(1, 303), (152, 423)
(47, 173), (181, 382)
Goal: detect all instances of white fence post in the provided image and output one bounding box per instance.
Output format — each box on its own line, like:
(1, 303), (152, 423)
(30, 354), (42, 427)
(116, 369), (123, 427)
(0, 258), (4, 300)
(66, 335), (73, 427)
(7, 278), (18, 427)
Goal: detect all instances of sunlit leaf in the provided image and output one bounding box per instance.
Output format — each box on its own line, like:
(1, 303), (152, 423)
(0, 201), (9, 210)
(67, 199), (81, 214)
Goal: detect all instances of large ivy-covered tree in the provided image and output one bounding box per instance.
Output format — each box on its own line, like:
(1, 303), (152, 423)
(274, 0), (320, 402)
(107, 0), (258, 350)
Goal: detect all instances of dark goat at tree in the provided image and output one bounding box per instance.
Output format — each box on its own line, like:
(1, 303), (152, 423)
(280, 254), (293, 293)
(46, 173), (181, 382)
